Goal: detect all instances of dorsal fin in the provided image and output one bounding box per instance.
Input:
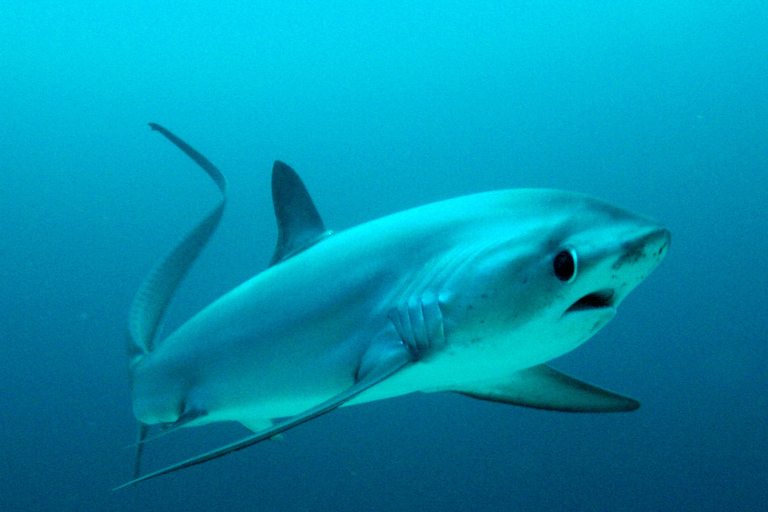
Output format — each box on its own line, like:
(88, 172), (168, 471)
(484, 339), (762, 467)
(127, 124), (228, 359)
(269, 161), (332, 266)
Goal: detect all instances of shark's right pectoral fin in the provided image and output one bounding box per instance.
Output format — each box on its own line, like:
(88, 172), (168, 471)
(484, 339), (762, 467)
(114, 338), (414, 490)
(456, 364), (640, 413)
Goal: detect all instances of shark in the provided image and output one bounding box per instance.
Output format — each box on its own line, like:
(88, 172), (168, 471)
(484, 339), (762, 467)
(117, 124), (670, 489)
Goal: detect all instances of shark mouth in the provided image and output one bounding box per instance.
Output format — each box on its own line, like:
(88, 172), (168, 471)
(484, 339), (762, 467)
(566, 289), (615, 313)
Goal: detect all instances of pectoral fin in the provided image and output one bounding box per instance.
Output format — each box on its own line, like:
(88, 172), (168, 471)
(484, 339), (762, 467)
(114, 339), (414, 490)
(456, 364), (639, 413)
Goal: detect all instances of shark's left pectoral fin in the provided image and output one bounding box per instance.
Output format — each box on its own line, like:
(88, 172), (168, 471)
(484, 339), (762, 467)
(456, 364), (640, 413)
(114, 338), (413, 490)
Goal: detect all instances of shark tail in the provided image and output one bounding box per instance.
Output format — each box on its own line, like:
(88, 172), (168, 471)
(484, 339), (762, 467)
(126, 124), (228, 360)
(125, 124), (228, 479)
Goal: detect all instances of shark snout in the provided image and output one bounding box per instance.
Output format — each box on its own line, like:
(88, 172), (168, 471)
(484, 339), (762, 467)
(647, 228), (672, 260)
(613, 227), (671, 271)
(564, 227), (669, 317)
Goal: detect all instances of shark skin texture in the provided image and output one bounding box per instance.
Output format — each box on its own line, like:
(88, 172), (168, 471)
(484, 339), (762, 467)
(117, 124), (670, 489)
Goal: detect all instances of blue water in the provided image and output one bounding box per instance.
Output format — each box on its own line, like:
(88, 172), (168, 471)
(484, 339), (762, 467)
(1, 1), (765, 510)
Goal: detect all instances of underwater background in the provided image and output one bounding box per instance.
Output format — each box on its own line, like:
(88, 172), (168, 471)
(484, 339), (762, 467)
(1, 1), (766, 510)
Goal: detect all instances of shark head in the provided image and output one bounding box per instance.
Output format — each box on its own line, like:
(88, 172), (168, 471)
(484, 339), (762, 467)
(440, 189), (670, 369)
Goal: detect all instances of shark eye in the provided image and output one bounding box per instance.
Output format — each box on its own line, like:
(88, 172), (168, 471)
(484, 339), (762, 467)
(553, 248), (577, 283)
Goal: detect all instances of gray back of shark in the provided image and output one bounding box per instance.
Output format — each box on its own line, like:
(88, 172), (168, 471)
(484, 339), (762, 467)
(117, 124), (670, 489)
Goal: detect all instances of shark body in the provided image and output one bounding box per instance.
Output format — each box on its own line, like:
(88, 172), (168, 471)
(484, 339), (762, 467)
(119, 124), (670, 488)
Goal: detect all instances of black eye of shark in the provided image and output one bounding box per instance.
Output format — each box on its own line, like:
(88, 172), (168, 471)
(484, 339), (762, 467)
(553, 248), (578, 283)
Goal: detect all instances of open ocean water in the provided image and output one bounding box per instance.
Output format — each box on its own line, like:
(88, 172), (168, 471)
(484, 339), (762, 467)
(1, 1), (765, 511)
